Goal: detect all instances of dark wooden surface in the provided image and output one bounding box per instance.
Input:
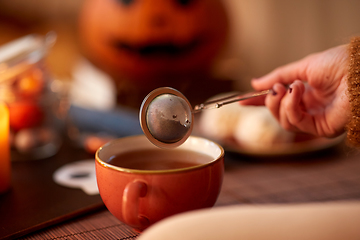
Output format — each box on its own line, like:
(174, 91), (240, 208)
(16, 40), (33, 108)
(0, 140), (105, 240)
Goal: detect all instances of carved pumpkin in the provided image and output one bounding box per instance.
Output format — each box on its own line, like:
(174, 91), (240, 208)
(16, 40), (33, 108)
(78, 0), (229, 92)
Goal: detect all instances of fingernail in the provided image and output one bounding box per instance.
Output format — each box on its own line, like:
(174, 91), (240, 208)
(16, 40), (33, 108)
(272, 88), (277, 96)
(289, 87), (293, 94)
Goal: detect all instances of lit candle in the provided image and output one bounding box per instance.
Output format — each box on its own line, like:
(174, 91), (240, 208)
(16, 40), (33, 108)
(0, 103), (10, 193)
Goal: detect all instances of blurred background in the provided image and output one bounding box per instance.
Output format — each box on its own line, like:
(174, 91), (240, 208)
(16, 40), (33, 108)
(1, 0), (360, 156)
(224, 0), (360, 89)
(1, 0), (360, 90)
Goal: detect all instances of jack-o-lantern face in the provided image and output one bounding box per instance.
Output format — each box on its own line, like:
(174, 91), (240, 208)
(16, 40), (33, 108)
(79, 0), (229, 87)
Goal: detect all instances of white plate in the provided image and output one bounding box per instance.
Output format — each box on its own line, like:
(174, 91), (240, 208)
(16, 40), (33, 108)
(220, 134), (345, 157)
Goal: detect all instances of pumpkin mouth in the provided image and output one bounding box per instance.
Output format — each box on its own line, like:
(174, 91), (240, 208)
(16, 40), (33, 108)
(111, 39), (202, 58)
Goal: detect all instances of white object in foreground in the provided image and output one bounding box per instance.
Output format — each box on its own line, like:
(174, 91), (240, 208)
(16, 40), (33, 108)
(139, 201), (360, 240)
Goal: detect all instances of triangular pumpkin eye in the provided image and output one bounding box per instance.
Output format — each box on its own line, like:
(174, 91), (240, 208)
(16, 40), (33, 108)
(175, 0), (194, 7)
(116, 0), (135, 6)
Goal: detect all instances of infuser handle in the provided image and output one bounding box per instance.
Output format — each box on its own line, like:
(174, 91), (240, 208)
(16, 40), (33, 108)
(193, 89), (272, 113)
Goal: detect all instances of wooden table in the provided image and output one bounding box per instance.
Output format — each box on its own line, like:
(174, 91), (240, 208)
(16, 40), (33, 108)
(2, 138), (360, 240)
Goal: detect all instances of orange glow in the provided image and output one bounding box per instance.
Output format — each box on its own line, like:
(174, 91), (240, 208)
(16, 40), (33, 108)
(0, 103), (10, 193)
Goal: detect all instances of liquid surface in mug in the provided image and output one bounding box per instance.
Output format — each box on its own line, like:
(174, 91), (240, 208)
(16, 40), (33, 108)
(107, 149), (213, 170)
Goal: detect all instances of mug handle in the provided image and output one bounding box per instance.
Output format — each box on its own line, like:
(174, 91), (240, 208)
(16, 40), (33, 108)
(123, 180), (149, 228)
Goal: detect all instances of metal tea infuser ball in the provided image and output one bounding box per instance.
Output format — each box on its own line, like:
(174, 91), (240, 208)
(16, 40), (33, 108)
(140, 87), (271, 148)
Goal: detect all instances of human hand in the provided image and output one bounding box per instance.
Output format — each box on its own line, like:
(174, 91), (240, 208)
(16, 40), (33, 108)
(241, 45), (350, 138)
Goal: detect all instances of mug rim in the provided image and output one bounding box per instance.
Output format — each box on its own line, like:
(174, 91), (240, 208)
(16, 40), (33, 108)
(95, 135), (224, 174)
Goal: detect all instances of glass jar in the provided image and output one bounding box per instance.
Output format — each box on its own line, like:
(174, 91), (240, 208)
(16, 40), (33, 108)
(0, 33), (67, 161)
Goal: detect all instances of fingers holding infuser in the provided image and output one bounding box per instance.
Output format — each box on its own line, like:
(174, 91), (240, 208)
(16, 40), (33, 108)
(282, 80), (316, 134)
(265, 83), (287, 121)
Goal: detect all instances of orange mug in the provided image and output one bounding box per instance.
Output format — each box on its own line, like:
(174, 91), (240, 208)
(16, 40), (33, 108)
(95, 135), (224, 231)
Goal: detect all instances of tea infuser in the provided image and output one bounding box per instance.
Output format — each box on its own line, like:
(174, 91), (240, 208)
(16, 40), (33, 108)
(140, 87), (271, 148)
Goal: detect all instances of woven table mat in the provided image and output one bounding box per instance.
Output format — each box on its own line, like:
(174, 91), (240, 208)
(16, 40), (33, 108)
(21, 143), (360, 239)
